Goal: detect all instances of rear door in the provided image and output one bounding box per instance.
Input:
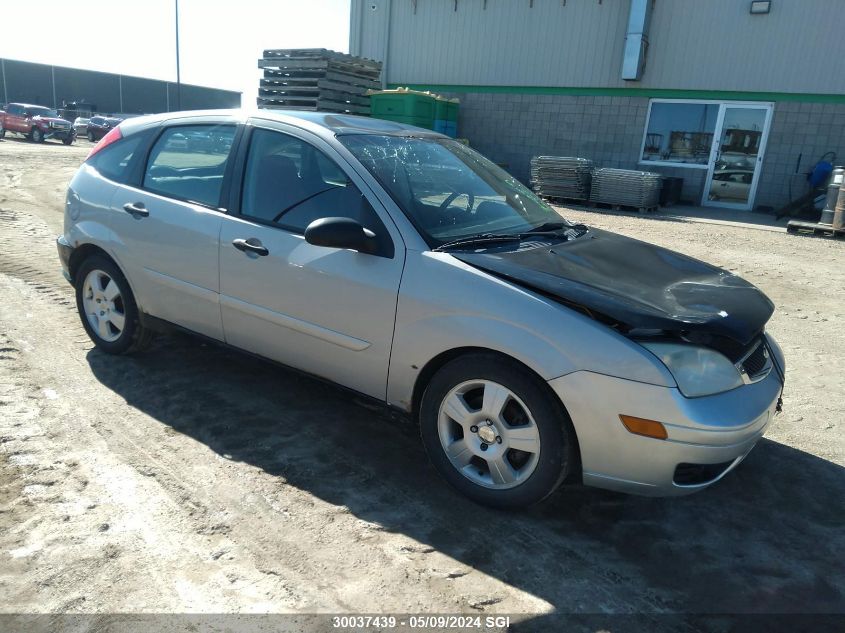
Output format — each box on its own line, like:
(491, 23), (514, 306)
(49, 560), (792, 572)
(109, 119), (239, 340)
(217, 122), (405, 399)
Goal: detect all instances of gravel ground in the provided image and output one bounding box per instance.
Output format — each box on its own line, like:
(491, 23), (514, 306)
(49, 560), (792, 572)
(0, 136), (843, 631)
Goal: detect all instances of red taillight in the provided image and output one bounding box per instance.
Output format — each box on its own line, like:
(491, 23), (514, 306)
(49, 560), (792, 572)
(86, 126), (123, 160)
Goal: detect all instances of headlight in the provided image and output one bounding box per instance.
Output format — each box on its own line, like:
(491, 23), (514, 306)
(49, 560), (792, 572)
(640, 342), (743, 398)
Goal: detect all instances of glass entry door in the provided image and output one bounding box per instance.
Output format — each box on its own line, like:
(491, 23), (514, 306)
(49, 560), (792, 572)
(703, 104), (773, 210)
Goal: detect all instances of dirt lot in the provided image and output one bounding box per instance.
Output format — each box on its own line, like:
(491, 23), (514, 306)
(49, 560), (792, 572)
(0, 136), (843, 631)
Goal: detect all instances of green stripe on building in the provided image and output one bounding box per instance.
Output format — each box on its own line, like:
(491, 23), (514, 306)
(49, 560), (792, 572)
(388, 84), (845, 104)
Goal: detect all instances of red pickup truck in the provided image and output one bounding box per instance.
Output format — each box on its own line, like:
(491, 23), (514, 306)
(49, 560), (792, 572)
(0, 103), (75, 144)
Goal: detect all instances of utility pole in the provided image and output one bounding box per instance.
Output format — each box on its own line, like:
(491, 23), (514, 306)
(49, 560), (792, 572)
(175, 0), (182, 111)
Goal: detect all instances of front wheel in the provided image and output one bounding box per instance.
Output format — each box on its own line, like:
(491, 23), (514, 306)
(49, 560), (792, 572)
(31, 128), (44, 143)
(75, 256), (154, 354)
(420, 353), (576, 509)
(87, 130), (95, 142)
(62, 135), (74, 146)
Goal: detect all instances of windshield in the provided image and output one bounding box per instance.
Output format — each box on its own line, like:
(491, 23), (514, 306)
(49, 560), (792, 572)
(339, 134), (570, 246)
(26, 107), (58, 118)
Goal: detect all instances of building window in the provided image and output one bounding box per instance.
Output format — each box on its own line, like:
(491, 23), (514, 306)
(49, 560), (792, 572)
(640, 101), (719, 168)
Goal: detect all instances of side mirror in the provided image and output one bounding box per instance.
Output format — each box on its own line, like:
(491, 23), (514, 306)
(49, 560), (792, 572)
(304, 217), (377, 254)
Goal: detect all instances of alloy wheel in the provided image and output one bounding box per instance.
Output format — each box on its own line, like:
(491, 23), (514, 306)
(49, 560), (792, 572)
(81, 269), (126, 343)
(437, 379), (541, 489)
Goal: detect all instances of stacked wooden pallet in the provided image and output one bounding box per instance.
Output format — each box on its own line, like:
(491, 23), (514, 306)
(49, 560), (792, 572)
(257, 49), (382, 115)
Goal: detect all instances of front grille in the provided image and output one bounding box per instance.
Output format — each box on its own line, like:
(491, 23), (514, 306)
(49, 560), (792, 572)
(739, 339), (771, 382)
(674, 461), (735, 486)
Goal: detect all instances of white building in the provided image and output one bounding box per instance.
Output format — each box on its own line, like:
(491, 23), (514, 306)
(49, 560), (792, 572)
(351, 0), (845, 211)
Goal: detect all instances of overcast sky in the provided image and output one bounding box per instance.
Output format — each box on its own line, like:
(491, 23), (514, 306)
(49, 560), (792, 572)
(0, 0), (351, 106)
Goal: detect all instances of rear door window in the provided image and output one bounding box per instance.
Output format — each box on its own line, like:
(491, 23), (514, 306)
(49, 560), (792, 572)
(143, 124), (236, 208)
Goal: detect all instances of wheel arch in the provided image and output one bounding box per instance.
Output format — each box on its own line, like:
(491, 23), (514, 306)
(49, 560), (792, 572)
(68, 243), (142, 312)
(410, 346), (583, 480)
(68, 243), (116, 283)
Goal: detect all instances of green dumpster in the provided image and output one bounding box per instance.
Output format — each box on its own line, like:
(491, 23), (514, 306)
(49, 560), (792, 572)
(433, 97), (459, 137)
(369, 88), (437, 130)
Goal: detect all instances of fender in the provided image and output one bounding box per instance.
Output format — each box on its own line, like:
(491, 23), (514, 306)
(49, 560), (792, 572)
(386, 251), (675, 411)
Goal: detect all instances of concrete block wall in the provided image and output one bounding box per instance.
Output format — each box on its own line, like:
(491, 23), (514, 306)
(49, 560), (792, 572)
(452, 92), (845, 210)
(756, 102), (845, 210)
(454, 93), (706, 204)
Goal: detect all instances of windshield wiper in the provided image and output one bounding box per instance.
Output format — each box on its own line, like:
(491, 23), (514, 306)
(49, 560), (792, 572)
(433, 233), (522, 252)
(525, 221), (588, 234)
(433, 224), (589, 252)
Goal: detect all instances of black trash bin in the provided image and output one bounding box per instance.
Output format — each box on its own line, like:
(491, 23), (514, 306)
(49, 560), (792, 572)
(660, 177), (684, 206)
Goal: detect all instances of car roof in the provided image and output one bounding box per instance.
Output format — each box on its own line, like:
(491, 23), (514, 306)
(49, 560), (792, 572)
(121, 108), (447, 140)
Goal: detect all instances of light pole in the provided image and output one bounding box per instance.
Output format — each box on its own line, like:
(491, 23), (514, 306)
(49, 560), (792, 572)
(175, 0), (182, 111)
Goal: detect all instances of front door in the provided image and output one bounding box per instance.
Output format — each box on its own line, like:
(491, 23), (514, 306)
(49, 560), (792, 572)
(218, 124), (405, 400)
(6, 104), (25, 133)
(703, 103), (773, 210)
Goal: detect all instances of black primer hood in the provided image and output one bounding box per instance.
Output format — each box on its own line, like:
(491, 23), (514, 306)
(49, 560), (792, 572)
(452, 228), (774, 347)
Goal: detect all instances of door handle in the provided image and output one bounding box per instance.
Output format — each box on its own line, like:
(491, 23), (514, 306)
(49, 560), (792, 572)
(232, 237), (269, 256)
(123, 202), (149, 217)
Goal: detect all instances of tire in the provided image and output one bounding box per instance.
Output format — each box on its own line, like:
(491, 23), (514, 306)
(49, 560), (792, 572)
(62, 136), (74, 146)
(75, 255), (154, 354)
(420, 352), (576, 509)
(31, 127), (44, 143)
(87, 130), (95, 142)
(0, 127), (5, 139)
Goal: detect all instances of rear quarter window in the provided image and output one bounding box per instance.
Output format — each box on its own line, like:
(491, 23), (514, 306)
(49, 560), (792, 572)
(88, 133), (145, 184)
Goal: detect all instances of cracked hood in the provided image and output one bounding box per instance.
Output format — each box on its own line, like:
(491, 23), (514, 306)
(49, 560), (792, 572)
(452, 228), (774, 346)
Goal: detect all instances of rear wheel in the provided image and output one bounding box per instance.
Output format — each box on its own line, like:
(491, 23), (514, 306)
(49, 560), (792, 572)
(420, 353), (576, 509)
(75, 256), (154, 354)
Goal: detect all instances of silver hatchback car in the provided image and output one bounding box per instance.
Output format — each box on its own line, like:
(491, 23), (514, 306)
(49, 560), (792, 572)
(58, 110), (785, 508)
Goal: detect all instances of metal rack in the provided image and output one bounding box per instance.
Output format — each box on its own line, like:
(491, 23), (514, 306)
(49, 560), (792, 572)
(530, 156), (594, 201)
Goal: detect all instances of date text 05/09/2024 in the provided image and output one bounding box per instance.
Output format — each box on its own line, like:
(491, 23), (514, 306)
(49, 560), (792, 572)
(332, 615), (512, 630)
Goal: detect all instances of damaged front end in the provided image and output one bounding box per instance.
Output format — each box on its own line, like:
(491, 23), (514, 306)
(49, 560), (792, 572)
(451, 227), (779, 386)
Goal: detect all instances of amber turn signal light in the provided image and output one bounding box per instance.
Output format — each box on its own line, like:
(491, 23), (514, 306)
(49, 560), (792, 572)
(619, 415), (668, 440)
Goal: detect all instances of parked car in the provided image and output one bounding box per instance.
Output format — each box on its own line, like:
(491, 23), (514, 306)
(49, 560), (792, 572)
(710, 169), (754, 202)
(73, 117), (91, 136)
(57, 111), (785, 509)
(86, 116), (123, 142)
(0, 103), (74, 144)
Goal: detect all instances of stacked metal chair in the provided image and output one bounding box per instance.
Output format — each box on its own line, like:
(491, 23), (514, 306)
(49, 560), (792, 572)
(530, 156), (593, 201)
(589, 168), (662, 210)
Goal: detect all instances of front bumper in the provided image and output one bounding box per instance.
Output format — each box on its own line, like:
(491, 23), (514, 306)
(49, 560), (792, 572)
(57, 235), (74, 283)
(44, 126), (74, 140)
(549, 336), (784, 496)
